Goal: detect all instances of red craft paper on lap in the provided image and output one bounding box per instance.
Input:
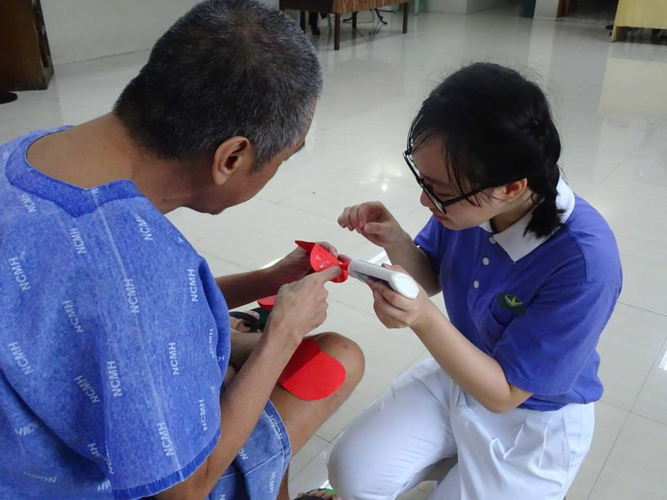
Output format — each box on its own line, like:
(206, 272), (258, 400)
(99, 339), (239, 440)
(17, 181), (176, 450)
(257, 295), (276, 311)
(278, 338), (346, 400)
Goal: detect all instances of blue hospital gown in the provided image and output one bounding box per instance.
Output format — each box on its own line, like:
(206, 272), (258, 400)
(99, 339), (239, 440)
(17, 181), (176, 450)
(0, 128), (290, 499)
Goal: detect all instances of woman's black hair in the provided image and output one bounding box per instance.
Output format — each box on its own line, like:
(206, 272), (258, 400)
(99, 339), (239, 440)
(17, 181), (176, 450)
(409, 63), (563, 238)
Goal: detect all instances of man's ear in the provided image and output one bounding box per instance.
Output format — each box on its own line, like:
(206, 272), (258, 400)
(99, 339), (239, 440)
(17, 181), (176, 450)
(212, 137), (254, 186)
(500, 178), (528, 202)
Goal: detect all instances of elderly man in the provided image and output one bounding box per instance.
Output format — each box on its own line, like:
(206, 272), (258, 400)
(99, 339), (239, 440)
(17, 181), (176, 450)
(0, 1), (364, 499)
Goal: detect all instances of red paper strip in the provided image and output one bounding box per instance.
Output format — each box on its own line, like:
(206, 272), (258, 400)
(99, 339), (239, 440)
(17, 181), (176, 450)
(278, 338), (346, 401)
(257, 295), (276, 311)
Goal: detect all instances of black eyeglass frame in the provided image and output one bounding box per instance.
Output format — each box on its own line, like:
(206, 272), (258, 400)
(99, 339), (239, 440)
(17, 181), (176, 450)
(403, 148), (488, 215)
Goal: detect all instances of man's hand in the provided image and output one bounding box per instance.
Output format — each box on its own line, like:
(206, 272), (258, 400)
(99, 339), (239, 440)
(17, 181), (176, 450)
(265, 266), (341, 348)
(367, 264), (434, 330)
(269, 242), (349, 286)
(156, 266), (342, 500)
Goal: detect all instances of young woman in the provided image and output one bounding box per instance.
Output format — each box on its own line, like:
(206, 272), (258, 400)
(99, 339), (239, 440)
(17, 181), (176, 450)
(329, 63), (622, 500)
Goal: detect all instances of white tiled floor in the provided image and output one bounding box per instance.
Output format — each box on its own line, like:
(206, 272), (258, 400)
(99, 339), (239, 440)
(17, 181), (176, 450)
(2, 4), (667, 499)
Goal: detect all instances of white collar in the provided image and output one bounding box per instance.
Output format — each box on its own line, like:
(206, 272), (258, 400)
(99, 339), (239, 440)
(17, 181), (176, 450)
(478, 178), (576, 263)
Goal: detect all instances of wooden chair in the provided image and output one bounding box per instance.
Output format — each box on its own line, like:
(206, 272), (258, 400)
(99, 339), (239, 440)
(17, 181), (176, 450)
(280, 0), (409, 50)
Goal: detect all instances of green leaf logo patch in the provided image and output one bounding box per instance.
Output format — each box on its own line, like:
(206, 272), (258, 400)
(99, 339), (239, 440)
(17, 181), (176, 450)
(497, 293), (525, 314)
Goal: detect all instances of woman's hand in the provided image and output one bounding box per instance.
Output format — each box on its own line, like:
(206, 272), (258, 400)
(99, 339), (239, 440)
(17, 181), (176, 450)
(338, 202), (410, 249)
(367, 264), (435, 330)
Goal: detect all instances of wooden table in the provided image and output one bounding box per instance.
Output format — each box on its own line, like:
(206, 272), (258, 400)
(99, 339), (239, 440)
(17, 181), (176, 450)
(280, 0), (409, 50)
(612, 0), (667, 41)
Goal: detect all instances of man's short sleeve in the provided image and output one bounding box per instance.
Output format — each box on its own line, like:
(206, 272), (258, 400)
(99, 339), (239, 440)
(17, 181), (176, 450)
(414, 217), (443, 275)
(493, 279), (620, 397)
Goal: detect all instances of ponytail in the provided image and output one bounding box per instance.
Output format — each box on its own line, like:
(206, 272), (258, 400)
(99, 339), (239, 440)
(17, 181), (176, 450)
(525, 106), (564, 238)
(526, 169), (564, 238)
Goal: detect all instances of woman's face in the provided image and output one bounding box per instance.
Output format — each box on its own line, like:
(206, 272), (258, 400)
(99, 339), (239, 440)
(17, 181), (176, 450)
(411, 137), (507, 231)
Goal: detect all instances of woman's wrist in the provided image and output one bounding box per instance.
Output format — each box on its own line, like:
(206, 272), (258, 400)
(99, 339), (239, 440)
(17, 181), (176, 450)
(384, 229), (415, 255)
(411, 299), (442, 335)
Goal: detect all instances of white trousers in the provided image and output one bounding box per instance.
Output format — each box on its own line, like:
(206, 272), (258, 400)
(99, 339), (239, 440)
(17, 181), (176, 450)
(328, 358), (595, 500)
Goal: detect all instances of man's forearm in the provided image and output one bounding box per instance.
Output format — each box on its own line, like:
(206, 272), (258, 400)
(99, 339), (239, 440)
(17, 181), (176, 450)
(158, 329), (298, 500)
(216, 267), (281, 309)
(385, 234), (441, 296)
(229, 330), (261, 371)
(203, 332), (296, 492)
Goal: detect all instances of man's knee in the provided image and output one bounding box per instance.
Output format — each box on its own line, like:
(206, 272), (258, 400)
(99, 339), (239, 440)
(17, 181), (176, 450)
(313, 332), (365, 388)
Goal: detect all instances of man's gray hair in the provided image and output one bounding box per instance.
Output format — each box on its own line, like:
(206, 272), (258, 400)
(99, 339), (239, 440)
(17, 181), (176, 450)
(114, 0), (322, 169)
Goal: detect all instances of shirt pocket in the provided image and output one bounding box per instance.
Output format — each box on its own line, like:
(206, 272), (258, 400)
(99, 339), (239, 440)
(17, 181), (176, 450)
(477, 310), (507, 353)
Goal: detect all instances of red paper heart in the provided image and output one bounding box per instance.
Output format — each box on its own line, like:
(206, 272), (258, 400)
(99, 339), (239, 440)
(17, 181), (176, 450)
(278, 338), (346, 401)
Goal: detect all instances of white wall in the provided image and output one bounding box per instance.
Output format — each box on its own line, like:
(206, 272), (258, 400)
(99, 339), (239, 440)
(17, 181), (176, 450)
(427, 0), (468, 14)
(534, 0), (559, 20)
(42, 0), (280, 65)
(467, 0), (506, 13)
(42, 0), (200, 65)
(428, 0), (505, 14)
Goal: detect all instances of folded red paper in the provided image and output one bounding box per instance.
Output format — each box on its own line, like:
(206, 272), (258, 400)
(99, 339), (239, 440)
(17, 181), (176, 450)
(295, 240), (349, 283)
(258, 240), (349, 311)
(278, 338), (346, 400)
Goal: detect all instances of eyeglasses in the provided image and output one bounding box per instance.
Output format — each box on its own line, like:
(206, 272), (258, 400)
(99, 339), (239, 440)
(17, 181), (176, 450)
(403, 148), (487, 215)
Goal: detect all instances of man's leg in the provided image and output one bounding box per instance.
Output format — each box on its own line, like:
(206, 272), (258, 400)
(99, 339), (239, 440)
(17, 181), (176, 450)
(273, 332), (364, 499)
(230, 329), (365, 499)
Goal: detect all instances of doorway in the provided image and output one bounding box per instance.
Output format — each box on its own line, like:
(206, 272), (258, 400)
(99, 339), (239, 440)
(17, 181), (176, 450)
(557, 0), (617, 23)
